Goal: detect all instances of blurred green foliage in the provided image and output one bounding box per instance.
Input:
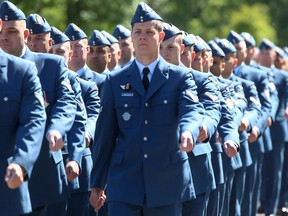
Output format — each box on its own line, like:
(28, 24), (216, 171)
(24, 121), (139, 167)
(12, 0), (288, 46)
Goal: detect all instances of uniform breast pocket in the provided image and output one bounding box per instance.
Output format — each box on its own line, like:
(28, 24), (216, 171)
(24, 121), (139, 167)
(114, 98), (140, 129)
(151, 92), (178, 125)
(0, 91), (21, 126)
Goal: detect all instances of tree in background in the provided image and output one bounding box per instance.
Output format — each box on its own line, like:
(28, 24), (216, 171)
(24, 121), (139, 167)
(12, 0), (288, 46)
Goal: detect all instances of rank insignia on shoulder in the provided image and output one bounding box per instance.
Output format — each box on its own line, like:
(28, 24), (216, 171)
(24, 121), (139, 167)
(264, 89), (270, 99)
(61, 79), (73, 93)
(204, 92), (218, 101)
(249, 96), (260, 105)
(268, 82), (276, 91)
(120, 83), (131, 91)
(185, 89), (199, 102)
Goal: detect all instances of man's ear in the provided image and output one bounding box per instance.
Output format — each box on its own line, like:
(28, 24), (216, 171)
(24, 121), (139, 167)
(159, 31), (165, 42)
(48, 38), (53, 50)
(234, 58), (238, 66)
(23, 29), (30, 43)
(191, 51), (196, 61)
(180, 44), (185, 55)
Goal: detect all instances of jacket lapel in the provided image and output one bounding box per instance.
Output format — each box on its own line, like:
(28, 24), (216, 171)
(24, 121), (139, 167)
(126, 61), (146, 97)
(146, 58), (169, 100)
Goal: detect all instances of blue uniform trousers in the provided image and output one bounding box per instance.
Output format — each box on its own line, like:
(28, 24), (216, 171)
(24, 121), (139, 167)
(229, 166), (247, 216)
(45, 201), (66, 216)
(207, 187), (220, 216)
(262, 141), (285, 215)
(108, 202), (182, 216)
(251, 154), (264, 216)
(182, 192), (210, 216)
(241, 153), (258, 216)
(219, 170), (234, 216)
(279, 142), (288, 209)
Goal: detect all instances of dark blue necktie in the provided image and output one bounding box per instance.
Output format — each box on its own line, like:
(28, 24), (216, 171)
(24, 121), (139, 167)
(142, 67), (150, 91)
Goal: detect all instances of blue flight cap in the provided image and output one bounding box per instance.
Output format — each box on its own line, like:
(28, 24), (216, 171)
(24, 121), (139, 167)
(112, 24), (131, 41)
(240, 32), (256, 47)
(182, 32), (196, 47)
(26, 13), (51, 35)
(88, 30), (111, 47)
(227, 30), (244, 44)
(275, 46), (287, 58)
(197, 36), (211, 51)
(193, 36), (206, 53)
(50, 26), (70, 45)
(163, 22), (182, 41)
(258, 38), (275, 50)
(208, 40), (225, 57)
(131, 2), (163, 25)
(64, 23), (87, 41)
(0, 1), (26, 21)
(101, 30), (118, 44)
(217, 39), (237, 55)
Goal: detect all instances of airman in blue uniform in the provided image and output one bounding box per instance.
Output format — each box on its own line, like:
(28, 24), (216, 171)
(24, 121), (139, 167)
(227, 30), (273, 216)
(0, 46), (47, 216)
(65, 23), (106, 94)
(0, 1), (77, 215)
(218, 38), (261, 215)
(207, 40), (242, 216)
(90, 2), (205, 216)
(27, 18), (91, 216)
(257, 38), (288, 215)
(26, 13), (52, 53)
(101, 30), (122, 72)
(160, 23), (221, 216)
(112, 24), (135, 68)
(87, 30), (111, 74)
(50, 26), (101, 216)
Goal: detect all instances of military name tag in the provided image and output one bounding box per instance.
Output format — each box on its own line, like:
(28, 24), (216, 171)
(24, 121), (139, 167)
(121, 93), (134, 97)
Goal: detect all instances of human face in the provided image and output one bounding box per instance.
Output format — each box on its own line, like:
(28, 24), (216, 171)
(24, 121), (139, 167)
(87, 46), (111, 73)
(0, 20), (28, 57)
(203, 50), (213, 72)
(181, 46), (193, 68)
(132, 21), (164, 65)
(258, 49), (275, 68)
(108, 43), (121, 70)
(245, 46), (254, 65)
(51, 41), (72, 64)
(118, 37), (134, 65)
(69, 39), (89, 70)
(160, 35), (183, 66)
(27, 32), (52, 53)
(222, 53), (237, 78)
(192, 51), (204, 72)
(210, 56), (225, 77)
(234, 41), (247, 65)
(274, 56), (286, 71)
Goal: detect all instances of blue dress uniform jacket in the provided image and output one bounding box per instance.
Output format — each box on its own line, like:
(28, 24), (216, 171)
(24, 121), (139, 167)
(65, 71), (86, 167)
(62, 71), (87, 191)
(269, 67), (288, 142)
(0, 50), (46, 215)
(22, 47), (77, 209)
(74, 78), (100, 194)
(78, 66), (106, 95)
(91, 58), (205, 208)
(189, 70), (221, 195)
